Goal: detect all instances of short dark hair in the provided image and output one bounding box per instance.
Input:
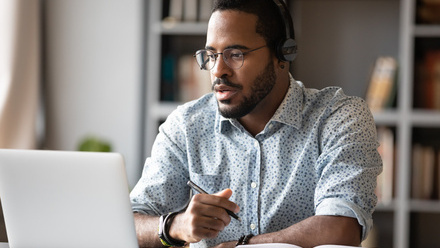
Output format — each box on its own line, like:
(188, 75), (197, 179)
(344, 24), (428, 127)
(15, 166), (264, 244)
(212, 0), (287, 56)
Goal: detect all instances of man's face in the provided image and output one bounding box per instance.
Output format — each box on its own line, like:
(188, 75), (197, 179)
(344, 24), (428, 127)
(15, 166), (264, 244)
(206, 10), (278, 119)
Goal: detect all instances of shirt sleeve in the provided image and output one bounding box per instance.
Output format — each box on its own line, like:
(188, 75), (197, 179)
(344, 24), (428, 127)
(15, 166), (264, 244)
(314, 93), (382, 240)
(130, 108), (191, 215)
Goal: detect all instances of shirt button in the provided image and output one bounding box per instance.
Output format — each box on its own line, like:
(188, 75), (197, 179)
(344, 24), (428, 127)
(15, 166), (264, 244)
(251, 182), (257, 188)
(250, 223), (256, 230)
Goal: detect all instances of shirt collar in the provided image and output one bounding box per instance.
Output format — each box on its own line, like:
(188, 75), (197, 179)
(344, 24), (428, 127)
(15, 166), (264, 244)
(217, 74), (304, 133)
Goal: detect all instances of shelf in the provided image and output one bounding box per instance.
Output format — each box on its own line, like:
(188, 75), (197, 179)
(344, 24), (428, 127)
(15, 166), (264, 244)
(376, 200), (397, 212)
(149, 102), (180, 120)
(144, 1), (440, 248)
(153, 22), (208, 35)
(373, 199), (440, 215)
(410, 110), (440, 126)
(373, 110), (400, 125)
(410, 200), (440, 213)
(414, 25), (440, 37)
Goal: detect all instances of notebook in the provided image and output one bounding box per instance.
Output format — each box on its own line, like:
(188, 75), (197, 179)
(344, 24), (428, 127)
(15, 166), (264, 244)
(0, 149), (138, 248)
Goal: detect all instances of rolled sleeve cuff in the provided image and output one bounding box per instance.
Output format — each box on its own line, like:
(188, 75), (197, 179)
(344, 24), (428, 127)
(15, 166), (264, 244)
(315, 198), (373, 240)
(131, 201), (162, 216)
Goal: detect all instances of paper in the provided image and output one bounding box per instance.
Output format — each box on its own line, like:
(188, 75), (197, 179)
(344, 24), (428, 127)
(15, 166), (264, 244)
(236, 244), (360, 248)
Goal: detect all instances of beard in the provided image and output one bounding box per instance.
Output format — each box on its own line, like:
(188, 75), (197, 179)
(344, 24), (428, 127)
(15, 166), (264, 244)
(215, 60), (277, 119)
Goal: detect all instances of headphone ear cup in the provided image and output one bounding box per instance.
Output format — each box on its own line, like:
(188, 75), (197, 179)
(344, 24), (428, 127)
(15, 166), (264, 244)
(277, 38), (297, 62)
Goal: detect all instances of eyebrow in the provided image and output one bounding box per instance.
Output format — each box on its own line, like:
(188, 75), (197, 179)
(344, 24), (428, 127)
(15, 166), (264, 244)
(205, 44), (250, 51)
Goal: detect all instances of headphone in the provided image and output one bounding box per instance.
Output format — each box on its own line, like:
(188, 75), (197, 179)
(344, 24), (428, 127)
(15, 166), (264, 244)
(272, 0), (297, 62)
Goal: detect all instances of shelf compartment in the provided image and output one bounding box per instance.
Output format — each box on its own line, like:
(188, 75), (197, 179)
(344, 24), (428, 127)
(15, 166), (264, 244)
(364, 211), (394, 248)
(410, 212), (440, 247)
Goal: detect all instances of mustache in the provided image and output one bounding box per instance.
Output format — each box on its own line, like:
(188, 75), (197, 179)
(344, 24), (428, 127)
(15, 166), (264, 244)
(212, 78), (243, 90)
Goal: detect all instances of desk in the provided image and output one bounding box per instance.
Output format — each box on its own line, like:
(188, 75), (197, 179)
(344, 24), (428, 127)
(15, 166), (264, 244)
(0, 243), (8, 248)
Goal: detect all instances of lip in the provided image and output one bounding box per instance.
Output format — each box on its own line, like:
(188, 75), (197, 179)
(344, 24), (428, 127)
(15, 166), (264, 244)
(214, 84), (239, 101)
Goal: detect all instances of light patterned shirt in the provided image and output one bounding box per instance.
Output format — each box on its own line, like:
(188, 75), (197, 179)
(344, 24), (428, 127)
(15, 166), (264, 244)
(130, 75), (382, 248)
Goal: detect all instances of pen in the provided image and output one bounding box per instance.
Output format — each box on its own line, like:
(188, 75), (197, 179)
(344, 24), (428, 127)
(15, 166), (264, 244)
(187, 180), (241, 221)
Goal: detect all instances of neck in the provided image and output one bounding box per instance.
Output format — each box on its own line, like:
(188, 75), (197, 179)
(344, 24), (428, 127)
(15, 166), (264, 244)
(239, 73), (290, 136)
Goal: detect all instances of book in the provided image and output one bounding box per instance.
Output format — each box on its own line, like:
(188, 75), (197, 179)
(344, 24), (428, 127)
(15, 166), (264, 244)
(424, 50), (440, 110)
(161, 54), (177, 101)
(199, 0), (213, 22)
(412, 144), (436, 199)
(236, 244), (360, 248)
(365, 57), (398, 112)
(436, 150), (440, 199)
(376, 127), (394, 204)
(421, 146), (435, 199)
(412, 144), (424, 199)
(183, 0), (198, 22)
(417, 0), (440, 24)
(168, 0), (183, 22)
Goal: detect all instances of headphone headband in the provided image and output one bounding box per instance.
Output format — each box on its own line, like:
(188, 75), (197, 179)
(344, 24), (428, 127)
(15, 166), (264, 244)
(272, 0), (293, 40)
(271, 0), (297, 62)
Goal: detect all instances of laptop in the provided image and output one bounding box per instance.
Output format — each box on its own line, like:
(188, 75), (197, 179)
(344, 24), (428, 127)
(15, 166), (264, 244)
(0, 149), (138, 248)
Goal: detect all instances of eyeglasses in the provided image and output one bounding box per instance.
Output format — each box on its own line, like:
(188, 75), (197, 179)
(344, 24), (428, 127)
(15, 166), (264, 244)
(193, 45), (267, 70)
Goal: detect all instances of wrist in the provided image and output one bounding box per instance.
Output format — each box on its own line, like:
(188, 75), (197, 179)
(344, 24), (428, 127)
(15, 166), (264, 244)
(167, 212), (185, 243)
(236, 234), (254, 246)
(158, 212), (186, 247)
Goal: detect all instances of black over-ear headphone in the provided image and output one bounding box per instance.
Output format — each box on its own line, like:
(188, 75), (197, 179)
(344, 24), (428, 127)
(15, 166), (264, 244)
(272, 0), (297, 62)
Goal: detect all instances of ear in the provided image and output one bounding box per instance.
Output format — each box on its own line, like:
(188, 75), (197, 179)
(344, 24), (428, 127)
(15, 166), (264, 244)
(277, 59), (287, 70)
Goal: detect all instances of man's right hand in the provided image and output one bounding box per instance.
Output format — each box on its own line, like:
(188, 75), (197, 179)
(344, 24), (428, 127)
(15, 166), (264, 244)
(168, 188), (240, 244)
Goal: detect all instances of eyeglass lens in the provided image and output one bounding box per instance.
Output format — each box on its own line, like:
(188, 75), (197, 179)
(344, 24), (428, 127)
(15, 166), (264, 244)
(195, 49), (244, 70)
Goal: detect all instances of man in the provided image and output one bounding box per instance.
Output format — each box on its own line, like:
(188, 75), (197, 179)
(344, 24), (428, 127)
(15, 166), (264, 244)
(130, 0), (382, 247)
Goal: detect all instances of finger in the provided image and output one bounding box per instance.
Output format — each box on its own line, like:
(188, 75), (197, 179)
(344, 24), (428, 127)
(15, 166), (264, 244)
(182, 209), (228, 242)
(189, 196), (232, 225)
(213, 188), (233, 199)
(212, 189), (240, 213)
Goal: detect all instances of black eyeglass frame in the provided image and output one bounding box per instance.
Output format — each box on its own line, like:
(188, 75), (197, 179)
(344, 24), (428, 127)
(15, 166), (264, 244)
(193, 45), (267, 70)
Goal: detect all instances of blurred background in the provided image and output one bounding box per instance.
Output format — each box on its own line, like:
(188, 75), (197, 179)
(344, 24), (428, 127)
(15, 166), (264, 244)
(2, 0), (440, 247)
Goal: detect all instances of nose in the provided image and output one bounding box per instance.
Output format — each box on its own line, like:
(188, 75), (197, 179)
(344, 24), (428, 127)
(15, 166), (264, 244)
(211, 53), (232, 78)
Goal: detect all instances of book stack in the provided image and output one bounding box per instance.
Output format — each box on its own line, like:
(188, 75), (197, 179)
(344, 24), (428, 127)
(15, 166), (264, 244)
(165, 0), (213, 23)
(411, 144), (440, 200)
(161, 53), (212, 102)
(365, 57), (398, 112)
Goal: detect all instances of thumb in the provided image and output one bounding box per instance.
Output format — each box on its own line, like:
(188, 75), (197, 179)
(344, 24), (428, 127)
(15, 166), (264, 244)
(213, 188), (233, 199)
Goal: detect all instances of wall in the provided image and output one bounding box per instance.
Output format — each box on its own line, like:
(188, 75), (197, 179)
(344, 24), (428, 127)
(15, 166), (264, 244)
(43, 0), (144, 187)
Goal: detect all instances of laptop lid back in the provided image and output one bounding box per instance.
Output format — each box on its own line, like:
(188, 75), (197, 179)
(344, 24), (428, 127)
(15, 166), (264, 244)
(0, 149), (138, 248)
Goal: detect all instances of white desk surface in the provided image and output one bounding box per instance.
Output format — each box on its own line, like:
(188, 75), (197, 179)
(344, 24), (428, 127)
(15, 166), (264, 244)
(0, 243), (8, 248)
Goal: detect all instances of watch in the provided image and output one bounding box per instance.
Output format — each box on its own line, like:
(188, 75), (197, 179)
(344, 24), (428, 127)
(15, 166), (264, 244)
(158, 212), (186, 247)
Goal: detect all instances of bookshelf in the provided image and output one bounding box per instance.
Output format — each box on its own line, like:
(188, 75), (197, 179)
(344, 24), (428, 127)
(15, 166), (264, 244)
(143, 0), (440, 247)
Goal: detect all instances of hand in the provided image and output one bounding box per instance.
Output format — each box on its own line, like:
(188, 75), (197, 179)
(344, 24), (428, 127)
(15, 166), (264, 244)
(168, 188), (240, 243)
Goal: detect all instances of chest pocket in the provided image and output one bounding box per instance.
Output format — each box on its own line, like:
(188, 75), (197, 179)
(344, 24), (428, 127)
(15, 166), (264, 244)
(189, 172), (230, 194)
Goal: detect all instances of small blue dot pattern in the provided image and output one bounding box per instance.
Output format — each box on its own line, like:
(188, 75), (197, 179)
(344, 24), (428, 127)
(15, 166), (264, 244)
(130, 75), (382, 248)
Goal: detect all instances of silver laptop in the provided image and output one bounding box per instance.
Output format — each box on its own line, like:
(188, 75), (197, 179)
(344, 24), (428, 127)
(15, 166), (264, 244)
(0, 149), (138, 248)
